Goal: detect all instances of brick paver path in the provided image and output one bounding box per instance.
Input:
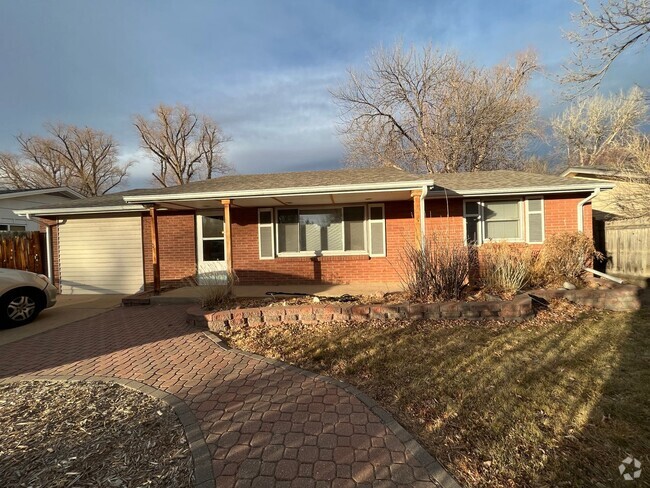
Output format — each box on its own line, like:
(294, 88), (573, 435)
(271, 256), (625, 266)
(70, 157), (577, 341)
(0, 305), (444, 488)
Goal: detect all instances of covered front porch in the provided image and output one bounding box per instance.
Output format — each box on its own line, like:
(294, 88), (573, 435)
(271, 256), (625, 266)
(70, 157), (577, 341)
(139, 184), (428, 294)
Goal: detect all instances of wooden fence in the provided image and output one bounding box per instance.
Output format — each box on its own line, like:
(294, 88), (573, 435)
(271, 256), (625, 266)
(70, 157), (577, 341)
(0, 231), (45, 274)
(605, 217), (650, 277)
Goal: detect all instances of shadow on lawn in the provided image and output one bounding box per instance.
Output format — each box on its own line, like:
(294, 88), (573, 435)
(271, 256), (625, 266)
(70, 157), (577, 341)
(287, 298), (649, 487)
(540, 297), (650, 487)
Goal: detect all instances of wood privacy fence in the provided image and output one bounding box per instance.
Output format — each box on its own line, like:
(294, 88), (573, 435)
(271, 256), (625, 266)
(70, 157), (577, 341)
(605, 217), (650, 277)
(0, 232), (45, 274)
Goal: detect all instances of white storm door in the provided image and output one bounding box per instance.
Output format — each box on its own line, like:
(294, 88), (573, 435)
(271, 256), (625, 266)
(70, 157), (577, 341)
(196, 212), (228, 284)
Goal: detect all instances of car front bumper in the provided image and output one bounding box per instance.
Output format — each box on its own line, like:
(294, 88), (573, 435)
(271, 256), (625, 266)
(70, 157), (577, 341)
(43, 282), (58, 309)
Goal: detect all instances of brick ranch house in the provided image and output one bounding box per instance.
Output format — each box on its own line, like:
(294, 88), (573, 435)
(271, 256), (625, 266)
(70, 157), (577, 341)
(16, 167), (613, 295)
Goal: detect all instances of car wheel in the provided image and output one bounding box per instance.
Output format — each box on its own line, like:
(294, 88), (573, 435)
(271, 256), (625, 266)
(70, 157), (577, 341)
(1, 289), (44, 328)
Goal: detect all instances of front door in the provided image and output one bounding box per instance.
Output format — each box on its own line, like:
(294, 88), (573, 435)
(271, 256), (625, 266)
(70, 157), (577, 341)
(196, 212), (228, 284)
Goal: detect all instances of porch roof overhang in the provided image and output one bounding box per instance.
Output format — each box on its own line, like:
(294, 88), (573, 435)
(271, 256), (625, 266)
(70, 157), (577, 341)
(121, 180), (434, 209)
(425, 182), (615, 199)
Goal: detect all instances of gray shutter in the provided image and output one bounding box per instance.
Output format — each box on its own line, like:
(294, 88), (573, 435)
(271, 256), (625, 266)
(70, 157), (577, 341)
(258, 209), (275, 259)
(368, 204), (386, 257)
(526, 198), (544, 243)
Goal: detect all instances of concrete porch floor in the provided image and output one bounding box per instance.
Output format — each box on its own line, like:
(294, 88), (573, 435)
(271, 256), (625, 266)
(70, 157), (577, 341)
(150, 282), (403, 305)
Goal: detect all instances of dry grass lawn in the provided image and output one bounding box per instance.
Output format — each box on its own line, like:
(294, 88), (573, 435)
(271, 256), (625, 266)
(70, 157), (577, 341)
(0, 381), (193, 488)
(222, 300), (650, 487)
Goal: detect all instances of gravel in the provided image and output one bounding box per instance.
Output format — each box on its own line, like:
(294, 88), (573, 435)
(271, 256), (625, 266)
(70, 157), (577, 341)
(0, 381), (194, 487)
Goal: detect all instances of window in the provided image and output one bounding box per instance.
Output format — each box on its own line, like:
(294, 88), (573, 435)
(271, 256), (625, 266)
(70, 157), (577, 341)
(483, 201), (521, 240)
(277, 207), (362, 254)
(0, 224), (26, 232)
(464, 199), (543, 245)
(200, 215), (225, 261)
(267, 204), (382, 257)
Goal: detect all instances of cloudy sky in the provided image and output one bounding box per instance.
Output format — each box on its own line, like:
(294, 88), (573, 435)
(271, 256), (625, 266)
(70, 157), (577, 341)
(1, 0), (648, 188)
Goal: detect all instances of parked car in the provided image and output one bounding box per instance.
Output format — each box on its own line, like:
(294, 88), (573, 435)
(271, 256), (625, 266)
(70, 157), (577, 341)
(0, 269), (58, 327)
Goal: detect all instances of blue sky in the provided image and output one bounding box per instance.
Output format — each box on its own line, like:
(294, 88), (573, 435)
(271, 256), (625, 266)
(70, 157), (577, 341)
(1, 0), (648, 188)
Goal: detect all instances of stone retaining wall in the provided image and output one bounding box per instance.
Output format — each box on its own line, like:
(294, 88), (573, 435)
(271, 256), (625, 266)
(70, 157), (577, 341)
(529, 284), (642, 312)
(187, 294), (534, 330)
(187, 284), (643, 330)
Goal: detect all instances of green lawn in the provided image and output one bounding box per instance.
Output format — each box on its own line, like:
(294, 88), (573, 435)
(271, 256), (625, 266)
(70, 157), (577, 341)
(222, 300), (650, 487)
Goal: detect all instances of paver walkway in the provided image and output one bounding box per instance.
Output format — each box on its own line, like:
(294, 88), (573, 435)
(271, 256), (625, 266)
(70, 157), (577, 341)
(0, 305), (446, 488)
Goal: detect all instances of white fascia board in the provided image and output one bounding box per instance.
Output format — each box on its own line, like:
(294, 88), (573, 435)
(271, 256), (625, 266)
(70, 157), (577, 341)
(0, 186), (85, 201)
(122, 180), (435, 203)
(425, 183), (615, 198)
(14, 205), (148, 217)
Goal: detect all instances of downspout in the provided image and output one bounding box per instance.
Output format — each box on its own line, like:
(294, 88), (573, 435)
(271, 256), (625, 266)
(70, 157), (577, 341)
(577, 188), (600, 232)
(420, 185), (427, 248)
(45, 223), (54, 281)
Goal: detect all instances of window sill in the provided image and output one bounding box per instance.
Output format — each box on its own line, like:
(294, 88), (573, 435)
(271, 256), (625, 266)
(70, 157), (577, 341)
(276, 254), (371, 262)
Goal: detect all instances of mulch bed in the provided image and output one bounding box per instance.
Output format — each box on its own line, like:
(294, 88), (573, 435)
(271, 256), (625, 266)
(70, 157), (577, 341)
(0, 381), (193, 488)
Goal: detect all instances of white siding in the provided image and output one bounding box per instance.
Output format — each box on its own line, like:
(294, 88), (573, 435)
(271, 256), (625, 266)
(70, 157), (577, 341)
(1, 193), (79, 231)
(59, 215), (144, 294)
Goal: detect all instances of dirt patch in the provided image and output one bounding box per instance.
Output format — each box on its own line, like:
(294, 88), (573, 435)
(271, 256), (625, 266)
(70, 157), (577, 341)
(0, 381), (193, 488)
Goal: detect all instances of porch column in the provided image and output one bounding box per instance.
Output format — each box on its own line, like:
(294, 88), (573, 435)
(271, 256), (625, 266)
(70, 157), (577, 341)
(149, 205), (161, 294)
(411, 189), (423, 249)
(221, 199), (233, 273)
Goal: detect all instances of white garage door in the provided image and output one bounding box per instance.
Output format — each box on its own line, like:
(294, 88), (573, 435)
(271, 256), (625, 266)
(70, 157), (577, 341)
(59, 215), (144, 294)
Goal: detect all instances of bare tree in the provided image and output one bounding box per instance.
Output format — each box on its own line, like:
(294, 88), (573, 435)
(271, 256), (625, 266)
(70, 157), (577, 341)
(609, 132), (650, 217)
(552, 87), (647, 166)
(563, 0), (650, 93)
(134, 104), (231, 187)
(331, 45), (540, 173)
(521, 156), (553, 174)
(0, 124), (131, 196)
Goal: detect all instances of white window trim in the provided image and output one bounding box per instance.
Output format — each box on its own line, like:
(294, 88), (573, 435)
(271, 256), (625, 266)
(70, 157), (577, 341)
(464, 199), (528, 245)
(525, 196), (545, 244)
(196, 211), (226, 265)
(368, 203), (386, 257)
(273, 204), (376, 258)
(258, 208), (275, 260)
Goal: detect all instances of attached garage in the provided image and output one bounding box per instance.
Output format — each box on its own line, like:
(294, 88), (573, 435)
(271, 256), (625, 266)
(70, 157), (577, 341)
(58, 215), (144, 294)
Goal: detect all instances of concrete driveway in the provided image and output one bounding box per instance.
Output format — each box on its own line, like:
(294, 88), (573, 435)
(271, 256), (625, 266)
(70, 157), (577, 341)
(0, 294), (124, 346)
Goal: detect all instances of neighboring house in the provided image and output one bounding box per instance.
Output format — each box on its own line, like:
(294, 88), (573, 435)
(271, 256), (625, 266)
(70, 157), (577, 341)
(561, 166), (650, 278)
(0, 187), (83, 232)
(15, 167), (612, 295)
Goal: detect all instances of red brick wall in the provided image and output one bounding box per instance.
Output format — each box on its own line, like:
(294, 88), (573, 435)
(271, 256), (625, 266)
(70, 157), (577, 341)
(424, 199), (465, 244)
(142, 211), (197, 288)
(544, 194), (593, 238)
(230, 201), (415, 285)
